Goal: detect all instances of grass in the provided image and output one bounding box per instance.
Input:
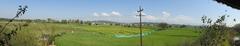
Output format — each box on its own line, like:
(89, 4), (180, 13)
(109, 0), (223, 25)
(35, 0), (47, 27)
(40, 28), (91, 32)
(1, 22), (200, 46)
(53, 24), (200, 46)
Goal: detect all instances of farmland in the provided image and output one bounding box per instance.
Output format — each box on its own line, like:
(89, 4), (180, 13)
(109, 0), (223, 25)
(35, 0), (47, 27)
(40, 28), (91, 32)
(3, 22), (200, 46)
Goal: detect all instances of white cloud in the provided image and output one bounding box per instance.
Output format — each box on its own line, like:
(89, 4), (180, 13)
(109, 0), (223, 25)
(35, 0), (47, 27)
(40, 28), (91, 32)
(93, 12), (99, 16)
(134, 12), (158, 20)
(93, 11), (198, 25)
(159, 11), (171, 22)
(101, 12), (110, 16)
(162, 11), (171, 17)
(93, 11), (121, 17)
(158, 11), (198, 25)
(133, 11), (197, 25)
(111, 11), (121, 16)
(144, 15), (158, 20)
(134, 12), (147, 16)
(172, 15), (195, 24)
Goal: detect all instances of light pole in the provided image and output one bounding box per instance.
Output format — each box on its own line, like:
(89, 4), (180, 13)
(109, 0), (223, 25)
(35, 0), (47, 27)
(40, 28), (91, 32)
(137, 6), (144, 46)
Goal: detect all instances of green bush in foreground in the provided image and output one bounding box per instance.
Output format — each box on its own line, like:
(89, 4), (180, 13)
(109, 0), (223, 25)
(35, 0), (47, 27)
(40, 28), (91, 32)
(197, 15), (234, 46)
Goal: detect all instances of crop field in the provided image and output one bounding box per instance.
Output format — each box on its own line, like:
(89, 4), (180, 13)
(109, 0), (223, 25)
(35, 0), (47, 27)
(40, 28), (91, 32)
(3, 22), (201, 46)
(1, 0), (239, 46)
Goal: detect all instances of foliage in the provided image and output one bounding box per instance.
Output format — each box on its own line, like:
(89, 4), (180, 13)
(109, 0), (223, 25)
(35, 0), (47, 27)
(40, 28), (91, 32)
(180, 25), (187, 28)
(198, 15), (233, 46)
(157, 23), (169, 30)
(233, 23), (240, 32)
(0, 5), (28, 46)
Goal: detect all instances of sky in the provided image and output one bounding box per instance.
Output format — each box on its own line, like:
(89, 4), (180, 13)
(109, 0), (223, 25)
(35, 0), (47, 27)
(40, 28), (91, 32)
(0, 0), (240, 26)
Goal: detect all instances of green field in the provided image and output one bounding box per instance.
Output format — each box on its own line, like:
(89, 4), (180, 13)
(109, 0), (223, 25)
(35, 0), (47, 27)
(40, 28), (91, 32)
(3, 22), (200, 46)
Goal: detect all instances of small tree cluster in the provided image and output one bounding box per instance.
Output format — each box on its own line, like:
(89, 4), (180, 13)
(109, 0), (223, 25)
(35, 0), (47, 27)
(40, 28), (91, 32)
(157, 23), (169, 30)
(233, 24), (240, 32)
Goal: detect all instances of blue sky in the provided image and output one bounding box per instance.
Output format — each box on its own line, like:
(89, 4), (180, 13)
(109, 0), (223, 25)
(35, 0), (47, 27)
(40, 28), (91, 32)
(0, 0), (240, 26)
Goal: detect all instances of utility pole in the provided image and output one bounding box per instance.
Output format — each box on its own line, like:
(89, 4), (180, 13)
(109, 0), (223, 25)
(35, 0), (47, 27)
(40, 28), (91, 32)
(137, 6), (144, 46)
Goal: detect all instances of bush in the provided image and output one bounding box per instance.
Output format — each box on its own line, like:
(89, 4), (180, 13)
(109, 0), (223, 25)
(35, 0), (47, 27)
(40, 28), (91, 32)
(180, 25), (186, 28)
(158, 23), (168, 30)
(233, 23), (240, 32)
(198, 15), (233, 46)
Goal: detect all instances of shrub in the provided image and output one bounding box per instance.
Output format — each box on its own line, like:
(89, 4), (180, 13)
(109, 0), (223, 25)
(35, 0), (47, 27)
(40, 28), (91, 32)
(180, 25), (186, 28)
(0, 5), (31, 46)
(157, 23), (168, 30)
(233, 23), (240, 32)
(197, 15), (234, 46)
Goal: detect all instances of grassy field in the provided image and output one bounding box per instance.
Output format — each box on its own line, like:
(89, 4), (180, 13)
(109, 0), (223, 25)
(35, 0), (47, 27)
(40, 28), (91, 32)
(53, 23), (200, 46)
(1, 22), (200, 46)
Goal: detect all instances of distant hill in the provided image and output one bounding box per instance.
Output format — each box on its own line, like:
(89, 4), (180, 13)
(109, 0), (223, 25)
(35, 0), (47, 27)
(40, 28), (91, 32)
(90, 20), (122, 24)
(131, 22), (159, 24)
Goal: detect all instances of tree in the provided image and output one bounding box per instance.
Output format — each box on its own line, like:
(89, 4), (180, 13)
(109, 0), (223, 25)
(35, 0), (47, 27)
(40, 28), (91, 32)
(180, 25), (186, 28)
(158, 23), (168, 30)
(198, 15), (234, 46)
(233, 23), (240, 32)
(61, 20), (67, 24)
(33, 19), (45, 22)
(47, 18), (52, 23)
(75, 19), (80, 23)
(80, 21), (84, 24)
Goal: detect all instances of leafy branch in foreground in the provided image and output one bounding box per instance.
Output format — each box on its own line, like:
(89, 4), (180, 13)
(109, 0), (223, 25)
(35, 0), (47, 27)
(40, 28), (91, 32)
(0, 5), (28, 33)
(0, 5), (28, 46)
(198, 15), (235, 46)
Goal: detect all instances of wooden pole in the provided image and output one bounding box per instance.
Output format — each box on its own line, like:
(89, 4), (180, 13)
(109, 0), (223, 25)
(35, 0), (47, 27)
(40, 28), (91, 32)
(137, 6), (144, 46)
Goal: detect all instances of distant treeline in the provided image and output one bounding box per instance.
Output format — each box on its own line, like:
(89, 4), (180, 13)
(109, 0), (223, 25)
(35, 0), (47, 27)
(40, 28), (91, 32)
(0, 18), (198, 28)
